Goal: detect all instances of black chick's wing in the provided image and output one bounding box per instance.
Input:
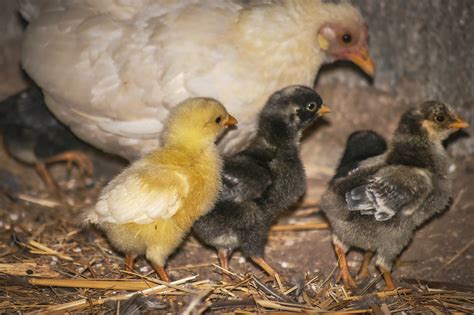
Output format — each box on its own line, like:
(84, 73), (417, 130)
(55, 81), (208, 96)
(219, 154), (272, 203)
(345, 165), (432, 221)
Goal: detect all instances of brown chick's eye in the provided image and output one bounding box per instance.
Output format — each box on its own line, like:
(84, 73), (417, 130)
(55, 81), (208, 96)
(306, 102), (317, 111)
(342, 33), (352, 43)
(215, 116), (222, 124)
(435, 115), (445, 123)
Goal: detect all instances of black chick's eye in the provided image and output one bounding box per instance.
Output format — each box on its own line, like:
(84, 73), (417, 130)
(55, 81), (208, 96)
(434, 115), (445, 123)
(306, 102), (317, 112)
(215, 116), (222, 124)
(342, 33), (352, 44)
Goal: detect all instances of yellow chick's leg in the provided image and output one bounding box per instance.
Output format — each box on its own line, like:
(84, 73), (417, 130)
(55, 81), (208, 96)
(125, 254), (136, 272)
(250, 256), (284, 290)
(150, 262), (171, 282)
(356, 251), (373, 281)
(379, 266), (396, 291)
(334, 244), (357, 289)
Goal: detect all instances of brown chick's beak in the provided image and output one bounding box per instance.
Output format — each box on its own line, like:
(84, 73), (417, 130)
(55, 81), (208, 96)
(318, 104), (331, 115)
(224, 114), (238, 127)
(347, 47), (375, 77)
(448, 117), (469, 129)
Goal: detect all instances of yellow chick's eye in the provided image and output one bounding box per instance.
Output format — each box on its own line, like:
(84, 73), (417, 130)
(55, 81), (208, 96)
(342, 33), (352, 44)
(215, 116), (222, 124)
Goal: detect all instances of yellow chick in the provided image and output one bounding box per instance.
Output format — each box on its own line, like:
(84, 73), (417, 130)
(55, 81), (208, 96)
(85, 98), (237, 281)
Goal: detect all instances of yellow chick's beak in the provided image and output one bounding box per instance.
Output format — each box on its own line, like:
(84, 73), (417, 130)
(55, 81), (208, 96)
(318, 104), (331, 115)
(224, 114), (238, 127)
(346, 47), (375, 77)
(448, 117), (469, 129)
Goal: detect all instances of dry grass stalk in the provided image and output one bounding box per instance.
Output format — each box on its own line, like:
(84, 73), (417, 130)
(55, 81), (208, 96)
(27, 240), (73, 261)
(0, 262), (60, 278)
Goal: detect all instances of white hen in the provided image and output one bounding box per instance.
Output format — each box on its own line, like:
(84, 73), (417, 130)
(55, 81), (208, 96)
(21, 0), (373, 160)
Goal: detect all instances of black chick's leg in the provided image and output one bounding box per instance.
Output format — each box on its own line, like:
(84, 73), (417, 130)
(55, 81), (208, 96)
(250, 256), (283, 290)
(379, 266), (396, 291)
(356, 251), (373, 281)
(150, 262), (171, 282)
(125, 254), (136, 272)
(217, 248), (233, 281)
(333, 236), (357, 289)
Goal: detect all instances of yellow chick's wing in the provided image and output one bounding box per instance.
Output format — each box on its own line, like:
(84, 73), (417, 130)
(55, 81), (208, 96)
(89, 164), (189, 225)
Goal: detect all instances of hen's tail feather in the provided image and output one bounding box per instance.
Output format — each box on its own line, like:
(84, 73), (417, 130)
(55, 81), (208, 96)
(333, 130), (387, 180)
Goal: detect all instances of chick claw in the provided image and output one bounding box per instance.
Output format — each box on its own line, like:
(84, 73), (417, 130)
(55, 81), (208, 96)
(250, 256), (284, 291)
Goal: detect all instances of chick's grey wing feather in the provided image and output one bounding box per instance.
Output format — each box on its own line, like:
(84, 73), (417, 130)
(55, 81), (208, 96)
(220, 157), (272, 202)
(346, 166), (432, 221)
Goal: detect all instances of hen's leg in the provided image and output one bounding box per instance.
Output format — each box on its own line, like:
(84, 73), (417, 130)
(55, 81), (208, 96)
(250, 256), (283, 290)
(35, 162), (59, 194)
(356, 251), (373, 281)
(44, 150), (94, 179)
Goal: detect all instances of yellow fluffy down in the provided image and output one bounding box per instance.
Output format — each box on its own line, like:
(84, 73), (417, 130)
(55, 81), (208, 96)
(85, 98), (233, 268)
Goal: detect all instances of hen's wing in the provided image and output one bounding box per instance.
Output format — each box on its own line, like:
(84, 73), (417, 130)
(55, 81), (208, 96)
(89, 164), (190, 224)
(219, 155), (272, 203)
(345, 166), (432, 221)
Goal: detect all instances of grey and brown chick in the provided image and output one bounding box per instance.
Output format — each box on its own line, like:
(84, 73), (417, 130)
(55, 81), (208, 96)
(321, 101), (469, 290)
(193, 86), (330, 287)
(0, 86), (93, 196)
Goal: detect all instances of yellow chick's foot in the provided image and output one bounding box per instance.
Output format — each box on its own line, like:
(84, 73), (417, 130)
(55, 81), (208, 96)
(150, 262), (171, 282)
(250, 256), (284, 290)
(356, 251), (373, 281)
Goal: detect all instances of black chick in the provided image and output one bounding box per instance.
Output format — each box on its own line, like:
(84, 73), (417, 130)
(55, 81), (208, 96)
(0, 86), (94, 195)
(321, 101), (469, 290)
(193, 85), (330, 287)
(332, 130), (387, 181)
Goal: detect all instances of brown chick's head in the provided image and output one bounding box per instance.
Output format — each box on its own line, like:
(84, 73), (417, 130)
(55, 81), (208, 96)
(162, 97), (237, 148)
(317, 3), (374, 76)
(397, 101), (469, 141)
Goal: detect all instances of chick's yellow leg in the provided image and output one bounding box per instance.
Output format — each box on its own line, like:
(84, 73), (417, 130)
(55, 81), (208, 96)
(150, 262), (171, 282)
(356, 251), (373, 281)
(334, 244), (357, 288)
(250, 256), (283, 290)
(125, 254), (136, 272)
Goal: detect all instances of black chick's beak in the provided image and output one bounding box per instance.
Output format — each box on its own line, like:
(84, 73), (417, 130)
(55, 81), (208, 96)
(224, 114), (238, 127)
(448, 117), (469, 129)
(318, 104), (331, 116)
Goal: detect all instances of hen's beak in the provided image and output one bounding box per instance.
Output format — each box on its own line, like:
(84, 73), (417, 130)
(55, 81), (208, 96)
(318, 104), (331, 115)
(346, 47), (375, 77)
(225, 114), (238, 127)
(448, 117), (469, 129)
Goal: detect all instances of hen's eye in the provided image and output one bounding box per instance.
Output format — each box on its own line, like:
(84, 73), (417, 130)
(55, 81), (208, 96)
(215, 116), (222, 124)
(342, 33), (352, 43)
(434, 115), (445, 123)
(306, 102), (317, 111)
